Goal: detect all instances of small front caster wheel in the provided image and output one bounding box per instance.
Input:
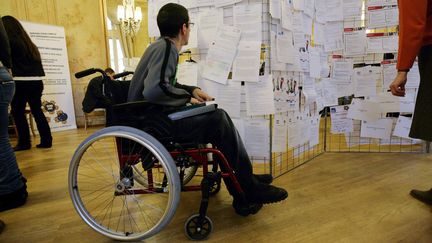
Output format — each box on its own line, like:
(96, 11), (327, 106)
(184, 214), (213, 240)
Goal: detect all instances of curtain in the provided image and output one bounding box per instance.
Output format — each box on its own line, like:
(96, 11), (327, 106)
(117, 24), (134, 58)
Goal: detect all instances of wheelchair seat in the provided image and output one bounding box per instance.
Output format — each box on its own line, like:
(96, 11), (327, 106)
(108, 101), (175, 144)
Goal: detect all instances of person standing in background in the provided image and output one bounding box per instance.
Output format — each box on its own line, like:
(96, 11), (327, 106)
(0, 15), (28, 213)
(105, 67), (115, 80)
(389, 0), (432, 204)
(2, 16), (52, 151)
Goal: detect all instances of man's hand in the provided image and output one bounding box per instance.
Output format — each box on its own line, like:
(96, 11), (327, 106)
(389, 71), (408, 97)
(192, 89), (214, 102)
(190, 97), (201, 104)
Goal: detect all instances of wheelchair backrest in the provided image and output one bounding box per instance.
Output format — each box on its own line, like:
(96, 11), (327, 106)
(105, 79), (131, 105)
(76, 68), (174, 143)
(81, 71), (132, 113)
(82, 76), (107, 113)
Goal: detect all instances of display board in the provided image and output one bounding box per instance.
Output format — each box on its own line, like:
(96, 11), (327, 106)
(145, 0), (424, 177)
(22, 21), (77, 132)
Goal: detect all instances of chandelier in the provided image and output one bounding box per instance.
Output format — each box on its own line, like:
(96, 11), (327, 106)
(117, 0), (142, 37)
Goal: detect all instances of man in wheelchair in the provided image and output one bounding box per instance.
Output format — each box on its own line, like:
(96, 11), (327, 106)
(127, 3), (288, 215)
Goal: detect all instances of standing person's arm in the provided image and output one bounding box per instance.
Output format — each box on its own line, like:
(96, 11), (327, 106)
(397, 0), (428, 71)
(390, 0), (428, 96)
(0, 17), (12, 70)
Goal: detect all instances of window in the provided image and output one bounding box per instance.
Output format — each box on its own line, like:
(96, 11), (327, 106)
(106, 18), (125, 73)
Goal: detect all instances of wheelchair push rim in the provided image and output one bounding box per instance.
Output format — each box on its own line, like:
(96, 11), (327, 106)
(68, 126), (181, 241)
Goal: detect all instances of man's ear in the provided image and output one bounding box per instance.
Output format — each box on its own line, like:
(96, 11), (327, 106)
(181, 23), (187, 34)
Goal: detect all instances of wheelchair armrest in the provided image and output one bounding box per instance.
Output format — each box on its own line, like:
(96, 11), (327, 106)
(167, 103), (218, 121)
(111, 101), (151, 110)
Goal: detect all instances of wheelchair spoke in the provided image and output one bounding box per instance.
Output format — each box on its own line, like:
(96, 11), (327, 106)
(124, 138), (138, 164)
(79, 183), (113, 198)
(76, 172), (107, 184)
(130, 198), (155, 230)
(97, 139), (122, 175)
(85, 190), (116, 214)
(115, 196), (126, 233)
(69, 127), (180, 241)
(87, 145), (119, 181)
(96, 196), (116, 227)
(124, 196), (142, 234)
(79, 157), (115, 182)
(105, 197), (116, 231)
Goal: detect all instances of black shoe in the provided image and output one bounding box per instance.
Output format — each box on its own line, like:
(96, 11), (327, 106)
(13, 144), (31, 151)
(232, 199), (263, 216)
(36, 143), (52, 148)
(254, 174), (273, 184)
(410, 188), (432, 205)
(0, 184), (28, 212)
(0, 220), (4, 234)
(247, 183), (288, 204)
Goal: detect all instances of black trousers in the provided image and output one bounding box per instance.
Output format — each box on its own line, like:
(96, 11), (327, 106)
(173, 109), (258, 197)
(11, 80), (52, 145)
(410, 45), (432, 141)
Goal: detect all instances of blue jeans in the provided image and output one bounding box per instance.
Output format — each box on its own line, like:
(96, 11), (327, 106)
(0, 68), (24, 195)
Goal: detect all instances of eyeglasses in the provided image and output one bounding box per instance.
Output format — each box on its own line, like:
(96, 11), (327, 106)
(188, 22), (195, 28)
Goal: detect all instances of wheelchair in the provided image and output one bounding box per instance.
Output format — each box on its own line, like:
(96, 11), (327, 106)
(69, 68), (248, 241)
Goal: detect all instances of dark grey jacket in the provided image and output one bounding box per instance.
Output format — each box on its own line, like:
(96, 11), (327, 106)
(127, 37), (197, 106)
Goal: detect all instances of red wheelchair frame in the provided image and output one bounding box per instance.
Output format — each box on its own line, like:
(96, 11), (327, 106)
(115, 138), (246, 240)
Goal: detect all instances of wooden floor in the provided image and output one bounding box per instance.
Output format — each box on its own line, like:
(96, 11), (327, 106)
(1, 127), (432, 243)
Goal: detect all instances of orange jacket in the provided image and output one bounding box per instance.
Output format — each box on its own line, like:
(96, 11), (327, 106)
(397, 0), (432, 70)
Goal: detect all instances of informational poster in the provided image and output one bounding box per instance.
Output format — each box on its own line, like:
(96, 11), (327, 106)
(202, 26), (241, 84)
(245, 75), (276, 116)
(273, 73), (300, 112)
(343, 28), (366, 56)
(330, 105), (353, 134)
(244, 117), (270, 159)
(347, 99), (381, 122)
(22, 21), (77, 132)
(324, 21), (344, 52)
(272, 113), (287, 152)
(360, 118), (393, 140)
(147, 0), (160, 37)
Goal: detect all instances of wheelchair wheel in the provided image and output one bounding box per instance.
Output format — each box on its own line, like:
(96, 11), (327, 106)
(184, 214), (213, 241)
(69, 126), (181, 241)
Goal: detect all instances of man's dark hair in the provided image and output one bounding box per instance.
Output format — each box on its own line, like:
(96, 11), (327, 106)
(157, 3), (189, 38)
